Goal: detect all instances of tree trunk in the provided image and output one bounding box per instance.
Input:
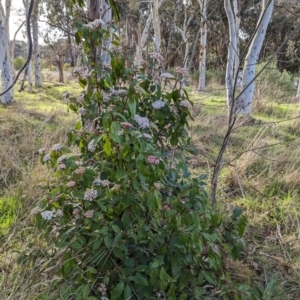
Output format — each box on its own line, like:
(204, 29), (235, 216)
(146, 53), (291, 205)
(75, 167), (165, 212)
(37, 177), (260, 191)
(57, 56), (64, 83)
(134, 0), (164, 66)
(224, 0), (236, 110)
(151, 0), (161, 53)
(0, 9), (13, 104)
(25, 0), (32, 92)
(101, 0), (112, 67)
(87, 0), (101, 60)
(198, 0), (208, 91)
(233, 0), (241, 80)
(297, 77), (300, 99)
(188, 27), (201, 73)
(164, 0), (180, 70)
(238, 0), (274, 115)
(32, 14), (41, 87)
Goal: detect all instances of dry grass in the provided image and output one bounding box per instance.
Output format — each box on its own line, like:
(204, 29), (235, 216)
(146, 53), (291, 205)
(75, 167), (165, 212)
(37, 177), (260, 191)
(188, 85), (300, 298)
(2, 79), (300, 298)
(0, 80), (80, 299)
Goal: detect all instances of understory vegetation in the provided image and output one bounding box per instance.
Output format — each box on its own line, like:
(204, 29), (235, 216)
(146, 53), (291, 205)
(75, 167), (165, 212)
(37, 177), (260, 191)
(1, 63), (300, 299)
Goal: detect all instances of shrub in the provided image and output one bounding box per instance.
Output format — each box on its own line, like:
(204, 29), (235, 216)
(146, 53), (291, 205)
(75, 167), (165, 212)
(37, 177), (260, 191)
(13, 57), (26, 71)
(25, 15), (261, 300)
(255, 62), (296, 103)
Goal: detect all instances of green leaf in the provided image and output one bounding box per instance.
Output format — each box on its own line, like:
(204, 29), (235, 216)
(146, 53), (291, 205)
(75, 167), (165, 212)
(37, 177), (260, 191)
(168, 284), (176, 299)
(204, 272), (217, 285)
(116, 168), (129, 180)
(103, 139), (112, 156)
(62, 252), (74, 276)
(79, 78), (87, 88)
(232, 207), (243, 220)
(93, 239), (102, 251)
(113, 247), (124, 259)
(150, 268), (159, 284)
(83, 284), (90, 297)
(237, 215), (248, 236)
(112, 224), (121, 233)
(159, 267), (170, 290)
(87, 267), (97, 274)
(128, 98), (137, 116)
(124, 284), (131, 300)
(111, 282), (124, 300)
(130, 273), (148, 286)
(121, 211), (131, 229)
(171, 257), (181, 277)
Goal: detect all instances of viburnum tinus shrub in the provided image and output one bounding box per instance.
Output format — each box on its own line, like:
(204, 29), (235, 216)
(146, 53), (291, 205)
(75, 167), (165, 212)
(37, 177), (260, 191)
(32, 18), (262, 300)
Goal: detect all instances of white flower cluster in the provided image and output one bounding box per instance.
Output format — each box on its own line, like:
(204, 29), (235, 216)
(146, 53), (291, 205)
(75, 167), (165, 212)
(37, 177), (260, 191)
(134, 115), (150, 129)
(41, 209), (63, 220)
(180, 100), (192, 109)
(58, 164), (66, 170)
(57, 155), (67, 163)
(143, 133), (152, 139)
(85, 18), (105, 30)
(52, 144), (62, 151)
(38, 148), (46, 154)
(101, 179), (110, 187)
(78, 107), (86, 115)
(109, 88), (126, 96)
(93, 177), (102, 186)
(152, 100), (165, 109)
(150, 52), (164, 61)
(176, 67), (189, 77)
(41, 210), (53, 220)
(84, 189), (98, 201)
(43, 154), (51, 162)
(88, 140), (96, 152)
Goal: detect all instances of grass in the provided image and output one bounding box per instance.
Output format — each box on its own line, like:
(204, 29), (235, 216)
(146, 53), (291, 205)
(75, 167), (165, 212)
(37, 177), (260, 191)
(189, 84), (300, 299)
(1, 75), (300, 298)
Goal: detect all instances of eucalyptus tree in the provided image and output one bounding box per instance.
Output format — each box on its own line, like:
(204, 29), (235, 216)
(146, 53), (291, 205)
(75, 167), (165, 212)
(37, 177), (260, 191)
(134, 0), (164, 66)
(24, 0), (33, 92)
(238, 0), (274, 115)
(197, 0), (208, 91)
(176, 1), (193, 69)
(44, 0), (76, 66)
(0, 0), (14, 104)
(32, 0), (41, 86)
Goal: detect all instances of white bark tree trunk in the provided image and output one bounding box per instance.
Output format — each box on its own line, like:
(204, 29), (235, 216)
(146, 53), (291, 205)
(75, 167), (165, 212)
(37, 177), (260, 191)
(151, 0), (161, 53)
(134, 0), (164, 66)
(197, 0), (208, 91)
(224, 0), (237, 109)
(32, 0), (41, 87)
(25, 0), (32, 92)
(135, 14), (152, 66)
(233, 0), (241, 80)
(0, 3), (13, 104)
(177, 6), (193, 69)
(238, 0), (274, 115)
(297, 77), (300, 99)
(101, 0), (112, 67)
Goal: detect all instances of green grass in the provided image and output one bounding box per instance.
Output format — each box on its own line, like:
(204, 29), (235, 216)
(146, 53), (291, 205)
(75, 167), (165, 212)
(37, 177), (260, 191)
(188, 84), (300, 298)
(0, 195), (21, 233)
(2, 79), (300, 299)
